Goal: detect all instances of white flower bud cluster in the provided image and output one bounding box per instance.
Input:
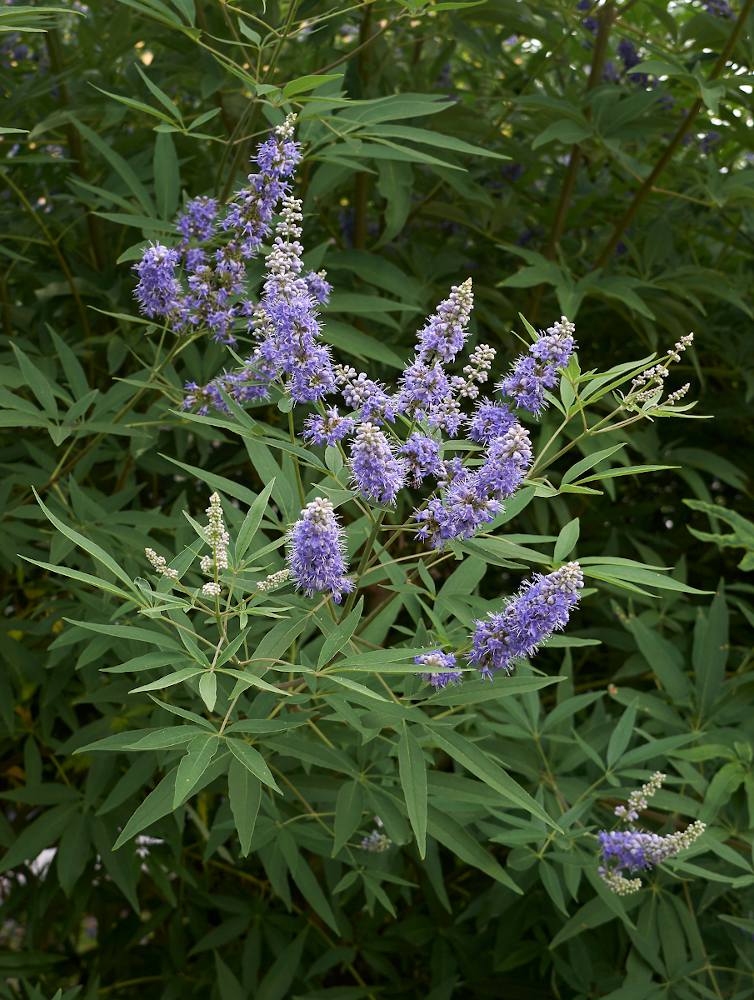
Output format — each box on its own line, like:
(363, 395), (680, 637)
(145, 547), (178, 580)
(201, 581), (222, 597)
(598, 869), (643, 895)
(334, 364), (358, 387)
(615, 771), (665, 823)
(452, 343), (497, 399)
(667, 332), (694, 363)
(665, 382), (691, 406)
(275, 112), (297, 141)
(256, 568), (290, 593)
(659, 819), (706, 857)
(200, 493), (229, 595)
(629, 332), (694, 405)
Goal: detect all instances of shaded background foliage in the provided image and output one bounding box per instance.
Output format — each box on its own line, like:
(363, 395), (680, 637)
(1, 1), (753, 998)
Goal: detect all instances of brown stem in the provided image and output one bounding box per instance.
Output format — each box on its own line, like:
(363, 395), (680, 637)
(594, 0), (754, 268)
(311, 8), (394, 76)
(528, 2), (615, 321)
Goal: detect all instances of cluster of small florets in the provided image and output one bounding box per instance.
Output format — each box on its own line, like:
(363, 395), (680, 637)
(133, 118), (580, 559)
(200, 492), (230, 596)
(598, 771), (705, 895)
(469, 562), (584, 679)
(349, 422), (407, 505)
(303, 407), (355, 447)
(133, 113), (301, 347)
(144, 493), (234, 597)
(134, 119), (590, 686)
(628, 333), (694, 407)
(255, 568), (290, 593)
(361, 817), (391, 853)
(614, 771), (665, 823)
(144, 547), (178, 580)
(415, 650), (463, 689)
(497, 317), (575, 414)
(287, 497), (353, 603)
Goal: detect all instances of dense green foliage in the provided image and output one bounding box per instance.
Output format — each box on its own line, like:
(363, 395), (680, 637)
(1, 2), (753, 999)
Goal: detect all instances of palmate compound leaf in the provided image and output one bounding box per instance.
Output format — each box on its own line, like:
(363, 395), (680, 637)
(425, 726), (560, 831)
(226, 738), (280, 793)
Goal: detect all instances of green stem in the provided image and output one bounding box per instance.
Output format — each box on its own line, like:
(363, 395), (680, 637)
(342, 511), (385, 616)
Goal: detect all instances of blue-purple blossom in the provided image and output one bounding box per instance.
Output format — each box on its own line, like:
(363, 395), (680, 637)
(287, 497), (353, 603)
(183, 368), (270, 415)
(617, 39), (640, 70)
(474, 422), (532, 502)
(336, 367), (397, 424)
(415, 650), (463, 689)
(180, 248), (246, 343)
(222, 114), (301, 259)
(578, 0), (598, 35)
(416, 278), (474, 363)
(245, 196), (335, 402)
(133, 243), (181, 318)
(468, 399), (516, 443)
(702, 0), (732, 16)
(414, 423), (532, 548)
(415, 472), (501, 549)
(305, 270), (332, 305)
(303, 407), (355, 447)
(598, 774), (706, 894)
(349, 422), (406, 505)
(134, 116), (301, 344)
(397, 359), (461, 433)
(469, 562), (583, 679)
(399, 433), (442, 486)
(498, 317), (576, 414)
(598, 822), (705, 887)
(177, 196), (219, 243)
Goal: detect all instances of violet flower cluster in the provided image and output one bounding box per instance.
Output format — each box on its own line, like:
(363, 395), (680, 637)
(133, 114), (301, 347)
(415, 650), (463, 690)
(469, 563), (584, 679)
(132, 118), (578, 555)
(133, 117), (587, 687)
(598, 773), (705, 895)
(287, 497), (353, 604)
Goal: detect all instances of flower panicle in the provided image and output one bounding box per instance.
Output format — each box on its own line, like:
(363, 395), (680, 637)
(287, 497), (353, 603)
(469, 562), (584, 679)
(615, 771), (665, 823)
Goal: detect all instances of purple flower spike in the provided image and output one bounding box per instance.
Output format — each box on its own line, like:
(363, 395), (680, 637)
(287, 497), (353, 603)
(415, 650), (463, 689)
(303, 407), (355, 447)
(498, 317), (576, 415)
(468, 399), (516, 443)
(133, 244), (181, 318)
(474, 422), (532, 502)
(416, 278), (474, 363)
(222, 114), (301, 260)
(349, 423), (406, 505)
(399, 433), (442, 486)
(469, 562), (583, 678)
(176, 196), (219, 244)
